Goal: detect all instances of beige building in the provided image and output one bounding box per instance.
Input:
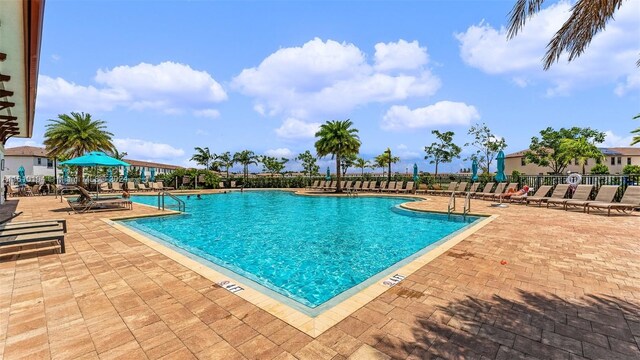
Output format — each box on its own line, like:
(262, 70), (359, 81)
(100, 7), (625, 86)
(123, 159), (183, 175)
(505, 147), (640, 174)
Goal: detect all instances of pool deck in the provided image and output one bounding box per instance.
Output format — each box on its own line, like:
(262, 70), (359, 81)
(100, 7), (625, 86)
(1, 191), (639, 359)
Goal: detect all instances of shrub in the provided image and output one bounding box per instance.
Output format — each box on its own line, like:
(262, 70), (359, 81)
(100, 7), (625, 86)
(590, 164), (610, 174)
(622, 164), (640, 174)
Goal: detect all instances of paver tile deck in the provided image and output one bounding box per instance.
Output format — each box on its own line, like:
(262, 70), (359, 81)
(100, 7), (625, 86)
(0, 192), (639, 359)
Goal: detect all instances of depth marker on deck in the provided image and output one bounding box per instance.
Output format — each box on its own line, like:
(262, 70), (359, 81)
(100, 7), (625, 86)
(218, 280), (244, 293)
(382, 274), (405, 287)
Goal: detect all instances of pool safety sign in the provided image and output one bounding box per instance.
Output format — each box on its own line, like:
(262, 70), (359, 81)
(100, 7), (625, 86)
(382, 274), (405, 287)
(218, 280), (244, 293)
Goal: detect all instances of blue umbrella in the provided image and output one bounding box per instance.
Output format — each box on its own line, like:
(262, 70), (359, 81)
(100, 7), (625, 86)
(18, 166), (26, 186)
(150, 168), (156, 182)
(471, 159), (479, 182)
(413, 163), (419, 182)
(325, 167), (331, 181)
(59, 151), (129, 167)
(494, 151), (506, 182)
(107, 168), (113, 183)
(62, 167), (69, 185)
(122, 167), (128, 183)
(140, 168), (146, 183)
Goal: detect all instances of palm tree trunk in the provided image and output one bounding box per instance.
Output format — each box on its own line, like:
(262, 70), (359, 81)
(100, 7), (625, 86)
(435, 161), (439, 176)
(77, 167), (84, 187)
(336, 156), (342, 192)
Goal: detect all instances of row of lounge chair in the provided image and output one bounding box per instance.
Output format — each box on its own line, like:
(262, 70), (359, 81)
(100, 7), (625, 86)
(99, 181), (173, 193)
(308, 180), (415, 193)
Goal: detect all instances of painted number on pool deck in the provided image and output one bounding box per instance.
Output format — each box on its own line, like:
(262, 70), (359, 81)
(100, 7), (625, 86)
(382, 274), (405, 287)
(218, 280), (244, 293)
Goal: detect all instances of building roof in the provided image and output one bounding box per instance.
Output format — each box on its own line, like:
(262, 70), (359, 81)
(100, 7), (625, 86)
(123, 159), (183, 170)
(506, 147), (640, 158)
(4, 146), (48, 157)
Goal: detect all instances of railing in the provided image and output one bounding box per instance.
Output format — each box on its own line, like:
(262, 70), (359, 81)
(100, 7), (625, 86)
(157, 191), (185, 212)
(447, 192), (456, 218)
(463, 191), (471, 218)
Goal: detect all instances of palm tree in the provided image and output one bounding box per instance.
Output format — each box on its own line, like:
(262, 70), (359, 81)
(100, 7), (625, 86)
(233, 150), (259, 180)
(109, 149), (128, 179)
(632, 114), (640, 145)
(44, 112), (115, 186)
(216, 152), (235, 178)
(191, 147), (214, 169)
(355, 157), (370, 176)
(375, 149), (400, 181)
(314, 120), (361, 192)
(508, 0), (637, 69)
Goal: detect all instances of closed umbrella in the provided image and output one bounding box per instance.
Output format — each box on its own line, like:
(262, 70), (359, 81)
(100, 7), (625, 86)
(494, 151), (506, 182)
(150, 168), (156, 182)
(107, 168), (113, 183)
(325, 167), (331, 181)
(62, 168), (69, 185)
(471, 159), (479, 182)
(140, 168), (146, 183)
(122, 167), (128, 183)
(413, 163), (419, 182)
(18, 166), (26, 186)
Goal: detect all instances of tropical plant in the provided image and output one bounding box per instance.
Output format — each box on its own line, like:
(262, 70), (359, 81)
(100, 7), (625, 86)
(375, 148), (400, 180)
(424, 130), (462, 176)
(261, 156), (288, 177)
(632, 114), (640, 145)
(233, 150), (260, 180)
(623, 164), (640, 174)
(191, 147), (215, 170)
(465, 123), (507, 174)
(295, 150), (319, 179)
(355, 157), (370, 176)
(559, 137), (603, 174)
(508, 0), (638, 70)
(314, 119), (361, 192)
(590, 164), (610, 174)
(44, 112), (115, 186)
(215, 151), (234, 177)
(340, 153), (358, 176)
(524, 127), (606, 174)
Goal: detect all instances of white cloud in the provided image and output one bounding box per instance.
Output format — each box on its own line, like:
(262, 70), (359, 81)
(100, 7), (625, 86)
(114, 138), (185, 161)
(232, 38), (440, 120)
(381, 101), (480, 131)
(37, 61), (227, 114)
(51, 54), (61, 61)
(602, 130), (639, 148)
(195, 129), (209, 136)
(397, 144), (408, 150)
(5, 139), (42, 148)
(615, 72), (640, 97)
(456, 1), (640, 96)
(264, 148), (294, 158)
(193, 109), (221, 118)
(374, 40), (429, 72)
(275, 118), (321, 139)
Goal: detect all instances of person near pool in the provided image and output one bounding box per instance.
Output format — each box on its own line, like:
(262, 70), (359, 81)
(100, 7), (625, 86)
(501, 185), (529, 199)
(197, 194), (202, 200)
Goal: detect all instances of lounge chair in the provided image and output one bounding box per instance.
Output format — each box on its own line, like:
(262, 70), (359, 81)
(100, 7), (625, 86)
(0, 212), (23, 225)
(230, 181), (237, 188)
(314, 180), (325, 190)
(377, 181), (388, 192)
(546, 184), (593, 208)
(67, 187), (133, 214)
(150, 182), (162, 191)
(430, 182), (457, 196)
(366, 181), (378, 191)
(381, 181), (397, 192)
(526, 184), (569, 207)
(510, 185), (551, 204)
(127, 182), (137, 192)
(479, 182), (506, 200)
(138, 183), (150, 192)
(357, 181), (369, 192)
(464, 183), (480, 196)
(321, 181), (334, 191)
(112, 182), (123, 192)
(415, 183), (428, 195)
(32, 185), (41, 196)
(159, 182), (174, 190)
(490, 183), (517, 201)
(99, 182), (111, 193)
(0, 219), (67, 257)
(564, 185), (619, 212)
(338, 181), (348, 191)
(586, 186), (640, 216)
(451, 182), (468, 196)
(472, 183), (494, 199)
(398, 181), (414, 193)
(347, 181), (361, 192)
(308, 180), (320, 189)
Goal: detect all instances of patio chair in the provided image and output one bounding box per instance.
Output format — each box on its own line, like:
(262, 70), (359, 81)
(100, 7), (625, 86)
(366, 181), (378, 191)
(471, 183), (494, 199)
(308, 180), (319, 189)
(0, 212), (23, 225)
(464, 183), (480, 196)
(127, 182), (137, 192)
(546, 184), (593, 208)
(112, 182), (123, 192)
(479, 182), (506, 200)
(32, 185), (41, 196)
(415, 183), (428, 195)
(489, 183), (517, 201)
(339, 181), (348, 191)
(230, 181), (237, 188)
(377, 181), (388, 192)
(8, 185), (19, 197)
(381, 181), (397, 192)
(0, 229), (66, 257)
(150, 182), (162, 191)
(586, 186), (640, 216)
(510, 185), (551, 204)
(99, 182), (111, 193)
(526, 184), (570, 207)
(66, 187), (133, 214)
(398, 181), (414, 193)
(321, 181), (334, 191)
(430, 182), (457, 196)
(564, 185), (619, 212)
(347, 181), (361, 192)
(313, 180), (325, 190)
(138, 183), (150, 192)
(451, 182), (468, 196)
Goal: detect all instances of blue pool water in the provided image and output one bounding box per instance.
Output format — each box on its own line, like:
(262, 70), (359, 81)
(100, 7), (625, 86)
(123, 191), (480, 311)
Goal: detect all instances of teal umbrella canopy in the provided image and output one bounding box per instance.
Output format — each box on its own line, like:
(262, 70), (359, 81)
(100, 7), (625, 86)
(107, 168), (113, 183)
(62, 168), (69, 185)
(140, 168), (146, 183)
(18, 166), (26, 185)
(471, 159), (479, 182)
(325, 167), (331, 181)
(122, 167), (128, 182)
(59, 151), (129, 167)
(150, 168), (156, 182)
(494, 151), (506, 182)
(413, 163), (419, 182)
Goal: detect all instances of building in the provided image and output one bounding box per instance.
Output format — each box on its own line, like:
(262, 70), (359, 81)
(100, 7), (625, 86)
(123, 159), (183, 175)
(0, 0), (45, 203)
(505, 147), (640, 174)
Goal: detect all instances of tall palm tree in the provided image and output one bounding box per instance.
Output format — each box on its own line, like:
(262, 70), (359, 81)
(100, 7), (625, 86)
(233, 150), (259, 180)
(632, 114), (640, 145)
(44, 112), (115, 186)
(191, 147), (214, 169)
(375, 149), (400, 181)
(355, 157), (370, 176)
(314, 120), (361, 192)
(508, 0), (636, 69)
(216, 152), (235, 178)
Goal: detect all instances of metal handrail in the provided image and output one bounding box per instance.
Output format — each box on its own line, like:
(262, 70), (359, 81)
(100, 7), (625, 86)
(158, 191), (185, 212)
(447, 192), (456, 217)
(463, 191), (471, 218)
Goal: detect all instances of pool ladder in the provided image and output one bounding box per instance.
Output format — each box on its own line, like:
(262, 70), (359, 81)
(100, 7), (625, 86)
(158, 191), (185, 212)
(447, 192), (471, 219)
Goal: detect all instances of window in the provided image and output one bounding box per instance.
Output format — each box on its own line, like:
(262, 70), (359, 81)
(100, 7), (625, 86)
(617, 157), (622, 165)
(628, 158), (632, 165)
(521, 158), (526, 166)
(37, 158), (42, 165)
(47, 159), (53, 168)
(611, 157), (616, 165)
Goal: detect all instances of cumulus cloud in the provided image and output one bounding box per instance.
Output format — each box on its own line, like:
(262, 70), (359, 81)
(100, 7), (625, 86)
(232, 38), (440, 120)
(37, 61), (227, 115)
(264, 148), (294, 158)
(193, 109), (221, 118)
(114, 138), (185, 161)
(381, 101), (480, 131)
(602, 130), (639, 148)
(275, 118), (321, 139)
(456, 1), (640, 96)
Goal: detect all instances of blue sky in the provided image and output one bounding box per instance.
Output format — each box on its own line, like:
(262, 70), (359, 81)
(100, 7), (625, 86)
(9, 0), (640, 174)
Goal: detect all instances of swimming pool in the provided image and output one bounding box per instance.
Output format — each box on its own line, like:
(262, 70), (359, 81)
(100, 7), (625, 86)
(123, 191), (481, 314)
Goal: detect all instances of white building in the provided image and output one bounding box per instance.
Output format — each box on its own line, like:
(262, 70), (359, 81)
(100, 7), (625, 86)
(4, 146), (55, 177)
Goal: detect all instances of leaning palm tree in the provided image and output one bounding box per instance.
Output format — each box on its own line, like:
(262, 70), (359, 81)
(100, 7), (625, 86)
(191, 147), (214, 169)
(508, 0), (637, 69)
(233, 150), (259, 180)
(314, 120), (361, 192)
(44, 112), (115, 186)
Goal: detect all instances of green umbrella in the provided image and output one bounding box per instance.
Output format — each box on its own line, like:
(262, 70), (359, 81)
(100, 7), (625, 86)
(18, 166), (26, 186)
(150, 168), (156, 182)
(59, 151), (130, 167)
(494, 151), (506, 182)
(140, 168), (146, 183)
(471, 159), (479, 182)
(62, 167), (69, 185)
(413, 163), (419, 182)
(107, 168), (113, 183)
(325, 167), (331, 181)
(122, 167), (128, 183)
